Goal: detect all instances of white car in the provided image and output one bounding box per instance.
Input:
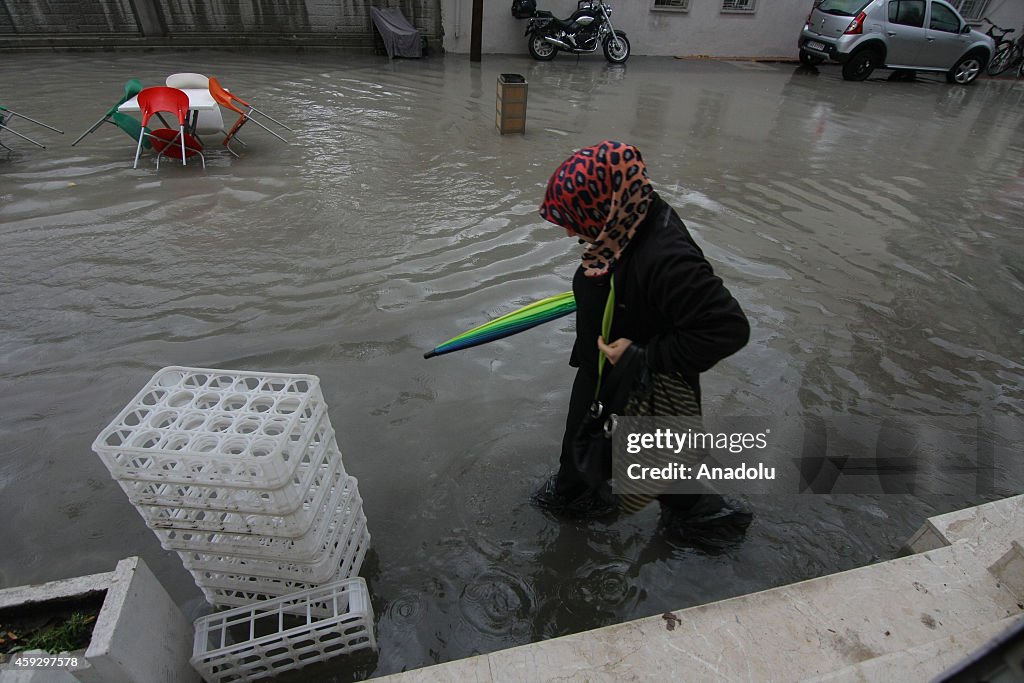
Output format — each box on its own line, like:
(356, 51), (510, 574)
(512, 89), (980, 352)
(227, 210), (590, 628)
(799, 0), (995, 84)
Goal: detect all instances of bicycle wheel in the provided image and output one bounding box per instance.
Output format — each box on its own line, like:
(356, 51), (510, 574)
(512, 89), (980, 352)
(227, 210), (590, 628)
(988, 43), (1013, 75)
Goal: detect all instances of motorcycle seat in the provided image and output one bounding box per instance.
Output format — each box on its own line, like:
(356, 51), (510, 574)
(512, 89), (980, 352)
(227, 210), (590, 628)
(532, 8), (581, 29)
(547, 15), (577, 30)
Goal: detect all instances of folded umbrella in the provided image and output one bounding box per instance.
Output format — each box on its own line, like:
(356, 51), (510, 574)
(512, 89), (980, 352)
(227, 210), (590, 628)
(424, 291), (576, 359)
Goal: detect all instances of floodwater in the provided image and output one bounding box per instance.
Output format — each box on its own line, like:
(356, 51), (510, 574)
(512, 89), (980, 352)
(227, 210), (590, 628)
(1, 51), (1023, 679)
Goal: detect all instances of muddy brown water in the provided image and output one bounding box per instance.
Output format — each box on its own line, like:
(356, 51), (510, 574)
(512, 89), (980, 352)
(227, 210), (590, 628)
(1, 52), (1022, 679)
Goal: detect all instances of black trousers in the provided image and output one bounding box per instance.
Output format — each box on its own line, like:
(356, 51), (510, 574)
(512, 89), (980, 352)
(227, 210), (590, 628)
(555, 368), (708, 512)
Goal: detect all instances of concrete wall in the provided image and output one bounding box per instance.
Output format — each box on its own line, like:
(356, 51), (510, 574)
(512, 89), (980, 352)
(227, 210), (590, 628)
(440, 0), (1024, 58)
(0, 0), (444, 51)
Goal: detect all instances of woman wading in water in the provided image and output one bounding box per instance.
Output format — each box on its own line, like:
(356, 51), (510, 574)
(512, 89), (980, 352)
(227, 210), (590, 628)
(532, 140), (752, 542)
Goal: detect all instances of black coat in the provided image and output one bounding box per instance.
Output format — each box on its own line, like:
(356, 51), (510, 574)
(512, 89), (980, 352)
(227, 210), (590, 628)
(569, 192), (750, 404)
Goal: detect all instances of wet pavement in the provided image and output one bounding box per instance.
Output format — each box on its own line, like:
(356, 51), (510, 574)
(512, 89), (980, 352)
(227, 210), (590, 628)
(1, 51), (1023, 679)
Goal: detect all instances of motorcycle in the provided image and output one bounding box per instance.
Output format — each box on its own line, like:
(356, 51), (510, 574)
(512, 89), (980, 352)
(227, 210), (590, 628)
(511, 0), (630, 64)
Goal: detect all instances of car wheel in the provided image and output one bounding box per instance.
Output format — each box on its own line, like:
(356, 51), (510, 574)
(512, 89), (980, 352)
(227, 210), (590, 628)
(799, 49), (823, 66)
(528, 34), (557, 60)
(842, 49), (879, 81)
(947, 51), (985, 85)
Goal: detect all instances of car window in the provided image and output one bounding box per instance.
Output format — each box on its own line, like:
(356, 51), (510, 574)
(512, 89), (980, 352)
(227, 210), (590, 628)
(929, 2), (960, 33)
(815, 0), (870, 17)
(888, 0), (925, 28)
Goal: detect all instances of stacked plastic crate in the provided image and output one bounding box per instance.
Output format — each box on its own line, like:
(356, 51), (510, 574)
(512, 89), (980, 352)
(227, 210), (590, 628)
(91, 366), (371, 610)
(190, 577), (376, 682)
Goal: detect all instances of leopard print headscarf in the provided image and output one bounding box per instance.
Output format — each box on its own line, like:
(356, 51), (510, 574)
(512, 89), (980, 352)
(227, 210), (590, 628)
(539, 141), (654, 277)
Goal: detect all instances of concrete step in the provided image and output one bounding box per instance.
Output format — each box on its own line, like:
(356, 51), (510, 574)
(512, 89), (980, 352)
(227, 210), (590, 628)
(801, 616), (1024, 683)
(377, 495), (1024, 683)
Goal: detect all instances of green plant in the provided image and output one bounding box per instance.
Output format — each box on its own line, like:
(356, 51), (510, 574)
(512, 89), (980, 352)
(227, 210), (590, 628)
(10, 612), (96, 654)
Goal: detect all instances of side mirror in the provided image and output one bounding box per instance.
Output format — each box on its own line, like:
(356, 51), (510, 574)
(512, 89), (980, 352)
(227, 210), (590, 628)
(961, 24), (972, 34)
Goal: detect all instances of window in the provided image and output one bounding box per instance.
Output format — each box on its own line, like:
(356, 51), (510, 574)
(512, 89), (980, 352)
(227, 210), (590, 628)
(929, 3), (961, 32)
(888, 0), (925, 28)
(949, 0), (988, 21)
(721, 0), (756, 13)
(817, 0), (872, 15)
(652, 0), (690, 11)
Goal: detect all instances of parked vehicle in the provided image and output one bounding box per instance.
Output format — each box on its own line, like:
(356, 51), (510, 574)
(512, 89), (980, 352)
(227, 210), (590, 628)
(982, 18), (1022, 76)
(798, 0), (994, 84)
(511, 0), (630, 64)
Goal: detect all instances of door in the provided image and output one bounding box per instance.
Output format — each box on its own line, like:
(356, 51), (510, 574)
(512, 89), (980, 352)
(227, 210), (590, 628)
(919, 1), (969, 68)
(885, 0), (927, 66)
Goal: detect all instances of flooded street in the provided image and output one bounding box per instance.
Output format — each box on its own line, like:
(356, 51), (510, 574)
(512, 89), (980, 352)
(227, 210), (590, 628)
(1, 51), (1023, 679)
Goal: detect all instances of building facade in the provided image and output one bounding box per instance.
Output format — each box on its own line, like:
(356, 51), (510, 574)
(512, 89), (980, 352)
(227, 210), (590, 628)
(441, 0), (1024, 58)
(1, 0), (1020, 58)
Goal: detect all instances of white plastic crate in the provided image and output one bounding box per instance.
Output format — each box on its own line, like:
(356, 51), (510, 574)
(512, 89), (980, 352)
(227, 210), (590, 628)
(92, 367), (331, 488)
(117, 425), (346, 515)
(192, 519), (370, 608)
(135, 442), (341, 537)
(190, 518), (369, 592)
(191, 577), (376, 683)
(179, 485), (367, 584)
(160, 471), (359, 560)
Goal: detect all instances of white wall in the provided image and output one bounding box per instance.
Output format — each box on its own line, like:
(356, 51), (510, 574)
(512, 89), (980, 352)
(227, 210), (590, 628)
(441, 0), (1024, 58)
(442, 0), (813, 58)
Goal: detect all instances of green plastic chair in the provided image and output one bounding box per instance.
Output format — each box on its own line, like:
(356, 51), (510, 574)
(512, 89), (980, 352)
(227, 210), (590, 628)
(71, 79), (151, 149)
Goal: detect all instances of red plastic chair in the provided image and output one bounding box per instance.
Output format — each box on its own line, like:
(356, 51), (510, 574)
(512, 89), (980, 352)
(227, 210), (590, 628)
(208, 76), (290, 157)
(133, 86), (205, 169)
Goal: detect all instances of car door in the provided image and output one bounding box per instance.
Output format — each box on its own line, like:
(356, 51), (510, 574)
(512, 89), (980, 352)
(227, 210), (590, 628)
(884, 0), (927, 66)
(918, 0), (968, 68)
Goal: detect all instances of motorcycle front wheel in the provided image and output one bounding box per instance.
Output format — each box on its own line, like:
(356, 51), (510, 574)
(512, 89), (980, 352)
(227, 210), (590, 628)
(529, 34), (557, 61)
(603, 33), (630, 64)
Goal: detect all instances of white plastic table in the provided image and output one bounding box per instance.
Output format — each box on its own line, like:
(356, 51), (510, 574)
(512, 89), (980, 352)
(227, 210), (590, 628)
(118, 87), (218, 140)
(117, 88), (217, 113)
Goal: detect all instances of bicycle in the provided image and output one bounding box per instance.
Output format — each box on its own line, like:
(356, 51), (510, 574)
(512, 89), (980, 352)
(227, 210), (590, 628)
(983, 18), (1022, 76)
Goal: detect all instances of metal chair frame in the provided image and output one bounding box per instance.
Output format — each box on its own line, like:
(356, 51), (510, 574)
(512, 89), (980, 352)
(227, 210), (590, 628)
(165, 73), (228, 146)
(0, 104), (64, 149)
(71, 79), (148, 148)
(132, 87), (206, 169)
(207, 76), (292, 157)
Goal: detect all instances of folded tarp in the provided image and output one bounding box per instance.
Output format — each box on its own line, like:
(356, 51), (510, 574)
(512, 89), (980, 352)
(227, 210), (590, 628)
(370, 6), (423, 58)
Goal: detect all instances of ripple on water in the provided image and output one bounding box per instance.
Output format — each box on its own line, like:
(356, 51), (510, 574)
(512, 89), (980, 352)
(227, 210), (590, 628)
(559, 558), (639, 614)
(458, 566), (536, 640)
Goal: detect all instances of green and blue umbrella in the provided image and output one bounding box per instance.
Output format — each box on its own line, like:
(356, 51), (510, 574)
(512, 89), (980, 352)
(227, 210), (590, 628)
(424, 291), (576, 359)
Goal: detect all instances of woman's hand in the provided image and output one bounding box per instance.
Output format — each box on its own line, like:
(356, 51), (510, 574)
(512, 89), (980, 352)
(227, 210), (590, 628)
(597, 336), (633, 365)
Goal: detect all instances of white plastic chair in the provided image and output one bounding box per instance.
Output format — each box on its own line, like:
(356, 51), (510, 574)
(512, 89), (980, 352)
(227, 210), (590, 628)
(165, 73), (209, 88)
(165, 73), (226, 139)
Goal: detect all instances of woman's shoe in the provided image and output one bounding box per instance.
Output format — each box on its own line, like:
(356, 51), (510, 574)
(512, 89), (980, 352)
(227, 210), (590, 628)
(658, 495), (752, 549)
(531, 475), (617, 519)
